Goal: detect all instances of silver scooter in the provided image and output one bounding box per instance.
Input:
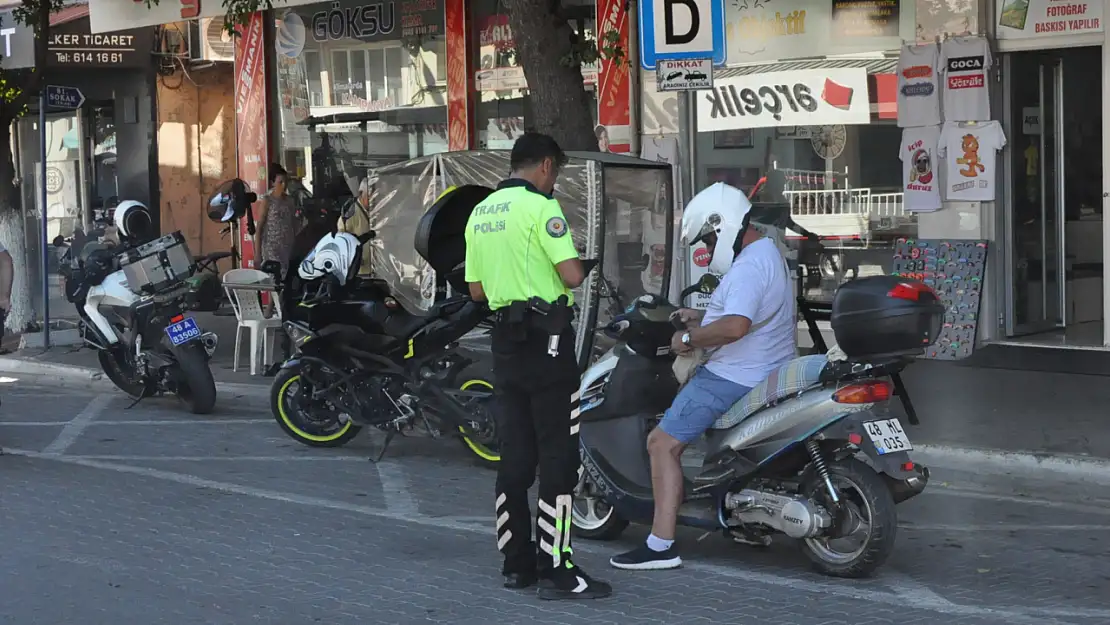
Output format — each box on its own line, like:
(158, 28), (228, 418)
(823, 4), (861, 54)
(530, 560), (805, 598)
(570, 273), (939, 578)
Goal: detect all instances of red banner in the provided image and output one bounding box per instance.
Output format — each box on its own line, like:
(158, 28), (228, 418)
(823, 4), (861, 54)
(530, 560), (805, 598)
(445, 0), (471, 151)
(233, 12), (268, 268)
(596, 0), (631, 153)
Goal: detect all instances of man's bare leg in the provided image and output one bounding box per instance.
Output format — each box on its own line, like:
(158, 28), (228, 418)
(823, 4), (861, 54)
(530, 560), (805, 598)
(646, 428), (685, 540)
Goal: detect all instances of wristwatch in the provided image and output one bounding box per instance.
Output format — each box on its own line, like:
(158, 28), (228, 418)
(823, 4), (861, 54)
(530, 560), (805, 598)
(681, 332), (692, 346)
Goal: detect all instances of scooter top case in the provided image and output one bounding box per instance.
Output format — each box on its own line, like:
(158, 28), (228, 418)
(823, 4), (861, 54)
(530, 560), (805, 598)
(414, 184), (495, 293)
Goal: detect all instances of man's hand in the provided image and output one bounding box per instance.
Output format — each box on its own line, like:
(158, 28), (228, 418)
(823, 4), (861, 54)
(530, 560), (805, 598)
(670, 330), (693, 355)
(672, 307), (704, 328)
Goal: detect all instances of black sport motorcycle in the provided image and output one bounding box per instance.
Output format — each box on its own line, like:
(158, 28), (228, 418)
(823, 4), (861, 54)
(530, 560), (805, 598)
(265, 187), (500, 466)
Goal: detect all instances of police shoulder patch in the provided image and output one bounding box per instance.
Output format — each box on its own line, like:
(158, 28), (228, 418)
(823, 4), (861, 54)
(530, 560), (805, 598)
(546, 216), (568, 238)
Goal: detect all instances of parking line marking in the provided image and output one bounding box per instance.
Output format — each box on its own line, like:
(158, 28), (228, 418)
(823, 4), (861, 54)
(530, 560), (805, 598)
(61, 454), (370, 462)
(901, 523), (1110, 532)
(1, 419), (273, 427)
(41, 394), (113, 455)
(375, 460), (419, 516)
(5, 448), (1106, 624)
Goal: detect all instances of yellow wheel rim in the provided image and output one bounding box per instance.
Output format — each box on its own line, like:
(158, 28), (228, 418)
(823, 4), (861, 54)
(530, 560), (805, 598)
(458, 378), (500, 462)
(277, 374), (353, 443)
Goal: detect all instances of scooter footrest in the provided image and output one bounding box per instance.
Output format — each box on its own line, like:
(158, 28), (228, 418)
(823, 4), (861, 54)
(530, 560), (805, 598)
(692, 466), (735, 490)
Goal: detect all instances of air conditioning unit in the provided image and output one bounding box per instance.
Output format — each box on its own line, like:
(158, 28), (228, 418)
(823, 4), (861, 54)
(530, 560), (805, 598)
(189, 17), (235, 63)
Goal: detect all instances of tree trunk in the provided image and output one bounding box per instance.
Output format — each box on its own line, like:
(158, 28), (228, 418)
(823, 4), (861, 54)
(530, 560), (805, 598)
(0, 119), (32, 334)
(501, 0), (599, 151)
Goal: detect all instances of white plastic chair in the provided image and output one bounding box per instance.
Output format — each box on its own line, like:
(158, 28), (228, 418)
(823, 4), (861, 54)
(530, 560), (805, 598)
(222, 268), (283, 375)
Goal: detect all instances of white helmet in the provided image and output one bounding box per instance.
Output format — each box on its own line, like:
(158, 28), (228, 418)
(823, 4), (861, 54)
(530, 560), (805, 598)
(298, 232), (361, 285)
(681, 182), (753, 275)
(114, 200), (154, 241)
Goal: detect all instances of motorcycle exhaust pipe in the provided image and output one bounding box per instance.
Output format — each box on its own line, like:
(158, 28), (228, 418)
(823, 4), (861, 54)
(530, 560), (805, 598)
(200, 332), (218, 357)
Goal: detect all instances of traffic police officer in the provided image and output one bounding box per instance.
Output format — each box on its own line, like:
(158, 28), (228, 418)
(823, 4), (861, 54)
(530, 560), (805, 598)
(464, 133), (612, 600)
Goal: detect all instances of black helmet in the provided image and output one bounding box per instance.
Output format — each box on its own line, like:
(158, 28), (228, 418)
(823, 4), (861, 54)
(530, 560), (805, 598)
(207, 179), (258, 223)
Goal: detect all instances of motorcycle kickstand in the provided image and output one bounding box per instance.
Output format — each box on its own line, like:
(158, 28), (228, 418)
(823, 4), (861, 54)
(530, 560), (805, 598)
(370, 430), (396, 463)
(125, 385), (150, 410)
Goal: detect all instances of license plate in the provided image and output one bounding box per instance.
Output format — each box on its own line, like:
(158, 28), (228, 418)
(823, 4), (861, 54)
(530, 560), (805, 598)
(863, 418), (913, 455)
(165, 317), (201, 346)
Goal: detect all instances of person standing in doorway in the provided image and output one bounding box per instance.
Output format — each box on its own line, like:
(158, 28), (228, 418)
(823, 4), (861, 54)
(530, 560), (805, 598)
(465, 132), (612, 600)
(257, 164), (301, 375)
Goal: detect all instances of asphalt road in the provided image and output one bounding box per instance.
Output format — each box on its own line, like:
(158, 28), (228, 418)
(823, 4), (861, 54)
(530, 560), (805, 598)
(1, 377), (1108, 625)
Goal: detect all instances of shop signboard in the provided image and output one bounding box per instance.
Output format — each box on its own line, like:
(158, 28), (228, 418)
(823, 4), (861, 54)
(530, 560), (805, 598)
(0, 9), (36, 69)
(725, 0), (913, 64)
(302, 0), (445, 42)
(696, 67), (871, 132)
(597, 0), (633, 152)
(48, 18), (153, 68)
(91, 0), (319, 34)
(233, 12), (268, 268)
(996, 0), (1102, 38)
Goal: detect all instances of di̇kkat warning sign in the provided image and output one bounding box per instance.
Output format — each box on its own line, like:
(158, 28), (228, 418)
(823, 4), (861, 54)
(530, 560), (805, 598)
(891, 239), (988, 361)
(997, 0), (1102, 38)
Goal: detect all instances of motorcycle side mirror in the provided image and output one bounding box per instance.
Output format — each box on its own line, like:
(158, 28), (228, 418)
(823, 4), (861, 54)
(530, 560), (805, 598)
(52, 235), (66, 248)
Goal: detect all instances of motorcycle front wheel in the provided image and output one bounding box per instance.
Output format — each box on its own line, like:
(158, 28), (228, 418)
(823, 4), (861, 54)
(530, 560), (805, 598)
(271, 366), (361, 447)
(98, 348), (147, 398)
(571, 463), (628, 540)
(800, 457), (898, 578)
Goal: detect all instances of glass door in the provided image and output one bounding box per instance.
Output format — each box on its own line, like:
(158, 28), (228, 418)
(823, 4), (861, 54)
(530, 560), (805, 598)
(1006, 52), (1066, 335)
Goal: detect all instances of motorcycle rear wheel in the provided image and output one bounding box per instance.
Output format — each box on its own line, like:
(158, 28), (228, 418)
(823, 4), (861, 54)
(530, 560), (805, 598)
(271, 366), (361, 447)
(173, 343), (217, 415)
(800, 458), (897, 578)
(454, 375), (500, 469)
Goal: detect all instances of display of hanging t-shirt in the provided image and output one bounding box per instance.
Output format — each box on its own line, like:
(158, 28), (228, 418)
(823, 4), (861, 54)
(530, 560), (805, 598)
(940, 37), (992, 121)
(900, 125), (943, 212)
(897, 43), (942, 128)
(938, 121), (1007, 201)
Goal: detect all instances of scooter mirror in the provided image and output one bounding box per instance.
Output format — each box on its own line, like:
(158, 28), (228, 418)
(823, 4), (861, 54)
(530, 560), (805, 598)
(52, 235), (66, 248)
(697, 273), (720, 294)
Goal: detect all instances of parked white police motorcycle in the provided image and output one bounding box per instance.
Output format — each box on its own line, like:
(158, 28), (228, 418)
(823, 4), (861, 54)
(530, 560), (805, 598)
(570, 184), (938, 578)
(59, 196), (222, 413)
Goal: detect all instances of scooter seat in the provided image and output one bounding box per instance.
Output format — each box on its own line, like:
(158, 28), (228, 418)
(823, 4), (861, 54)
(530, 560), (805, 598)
(711, 354), (828, 430)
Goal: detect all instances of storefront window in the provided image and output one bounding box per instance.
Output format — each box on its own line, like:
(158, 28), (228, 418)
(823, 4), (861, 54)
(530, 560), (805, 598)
(471, 0), (598, 148)
(696, 72), (911, 303)
(272, 0), (450, 198)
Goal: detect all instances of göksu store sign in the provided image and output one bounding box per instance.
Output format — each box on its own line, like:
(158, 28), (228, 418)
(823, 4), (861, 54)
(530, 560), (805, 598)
(696, 68), (871, 132)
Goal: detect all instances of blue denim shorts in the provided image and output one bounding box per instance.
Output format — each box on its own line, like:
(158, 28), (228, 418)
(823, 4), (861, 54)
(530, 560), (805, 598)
(657, 367), (753, 444)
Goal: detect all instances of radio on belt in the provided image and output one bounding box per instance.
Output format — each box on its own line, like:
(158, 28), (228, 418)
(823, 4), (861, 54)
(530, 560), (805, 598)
(528, 295), (572, 357)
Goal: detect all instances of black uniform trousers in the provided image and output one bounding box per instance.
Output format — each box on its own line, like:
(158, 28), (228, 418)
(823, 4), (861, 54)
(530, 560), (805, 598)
(492, 323), (581, 578)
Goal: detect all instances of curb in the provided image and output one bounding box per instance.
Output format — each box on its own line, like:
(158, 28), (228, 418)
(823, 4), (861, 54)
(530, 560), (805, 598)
(915, 444), (1110, 483)
(0, 357), (270, 400)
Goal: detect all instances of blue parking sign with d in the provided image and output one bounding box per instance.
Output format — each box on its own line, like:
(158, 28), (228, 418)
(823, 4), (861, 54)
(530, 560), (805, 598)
(639, 0), (726, 70)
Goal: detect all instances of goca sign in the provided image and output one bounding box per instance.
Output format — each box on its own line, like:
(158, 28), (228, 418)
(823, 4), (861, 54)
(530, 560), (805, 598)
(639, 0), (726, 70)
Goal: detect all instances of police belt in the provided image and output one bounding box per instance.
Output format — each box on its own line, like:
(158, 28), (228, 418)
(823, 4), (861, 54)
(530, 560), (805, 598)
(493, 298), (574, 331)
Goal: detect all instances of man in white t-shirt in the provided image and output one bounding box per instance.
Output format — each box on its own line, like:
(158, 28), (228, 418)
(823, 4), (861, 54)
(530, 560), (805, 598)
(610, 183), (797, 571)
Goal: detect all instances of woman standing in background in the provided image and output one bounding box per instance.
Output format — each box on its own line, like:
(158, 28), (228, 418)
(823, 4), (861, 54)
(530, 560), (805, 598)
(257, 163), (301, 375)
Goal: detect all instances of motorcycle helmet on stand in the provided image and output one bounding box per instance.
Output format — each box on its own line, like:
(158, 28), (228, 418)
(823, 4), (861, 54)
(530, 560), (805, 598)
(207, 178), (259, 238)
(114, 200), (156, 246)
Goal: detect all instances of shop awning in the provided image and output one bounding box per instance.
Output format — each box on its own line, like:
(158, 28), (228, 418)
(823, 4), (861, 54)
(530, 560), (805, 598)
(715, 57), (899, 78)
(715, 58), (899, 120)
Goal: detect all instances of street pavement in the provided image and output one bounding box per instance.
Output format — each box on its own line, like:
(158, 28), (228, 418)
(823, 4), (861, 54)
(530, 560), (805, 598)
(1, 376), (1108, 625)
